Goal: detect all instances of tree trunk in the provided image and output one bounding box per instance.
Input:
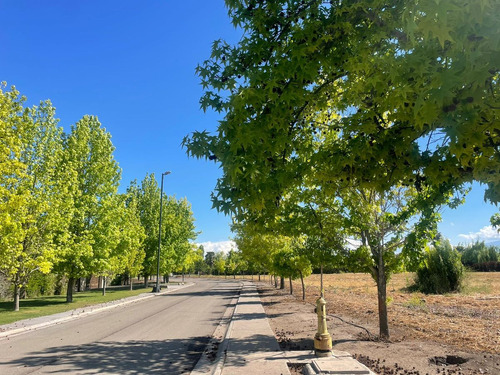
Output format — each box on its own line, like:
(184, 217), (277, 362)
(376, 249), (390, 339)
(258, 273), (261, 282)
(289, 277), (293, 295)
(274, 275), (278, 288)
(233, 273), (236, 279)
(300, 271), (305, 300)
(102, 276), (106, 296)
(280, 276), (285, 289)
(144, 274), (149, 288)
(13, 280), (20, 312)
(130, 275), (133, 291)
(67, 277), (75, 303)
(182, 272), (185, 283)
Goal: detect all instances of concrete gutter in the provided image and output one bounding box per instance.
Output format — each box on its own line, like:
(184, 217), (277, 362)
(190, 281), (242, 375)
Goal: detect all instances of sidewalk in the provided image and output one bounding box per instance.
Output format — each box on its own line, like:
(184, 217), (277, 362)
(219, 282), (290, 375)
(210, 281), (375, 375)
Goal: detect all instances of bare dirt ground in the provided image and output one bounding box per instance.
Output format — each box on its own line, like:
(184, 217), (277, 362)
(256, 272), (500, 375)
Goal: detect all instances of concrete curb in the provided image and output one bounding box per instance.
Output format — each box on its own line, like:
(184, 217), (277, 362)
(211, 299), (237, 375)
(0, 282), (195, 340)
(190, 281), (243, 375)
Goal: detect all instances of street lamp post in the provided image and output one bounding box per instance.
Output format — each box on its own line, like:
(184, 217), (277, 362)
(154, 171), (171, 293)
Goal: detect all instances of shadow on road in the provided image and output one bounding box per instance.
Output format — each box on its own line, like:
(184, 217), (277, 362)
(161, 287), (239, 299)
(0, 338), (209, 374)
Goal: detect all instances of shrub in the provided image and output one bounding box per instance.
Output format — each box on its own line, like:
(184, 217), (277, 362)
(415, 239), (465, 294)
(25, 272), (58, 297)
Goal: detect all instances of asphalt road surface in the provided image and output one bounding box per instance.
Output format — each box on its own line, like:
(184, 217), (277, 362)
(0, 278), (241, 374)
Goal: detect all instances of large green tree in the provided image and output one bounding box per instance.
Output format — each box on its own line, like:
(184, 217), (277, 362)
(0, 86), (70, 311)
(119, 189), (146, 290)
(184, 0), (498, 216)
(183, 0), (494, 339)
(163, 197), (197, 279)
(134, 174), (160, 286)
(226, 249), (247, 278)
(233, 222), (277, 277)
(134, 174), (197, 285)
(55, 115), (121, 302)
(214, 251), (227, 275)
(233, 221), (293, 288)
(183, 244), (204, 277)
(0, 86), (30, 310)
(12, 101), (70, 310)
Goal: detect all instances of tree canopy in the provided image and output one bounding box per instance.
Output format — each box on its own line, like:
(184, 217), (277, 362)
(184, 0), (499, 217)
(184, 0), (499, 339)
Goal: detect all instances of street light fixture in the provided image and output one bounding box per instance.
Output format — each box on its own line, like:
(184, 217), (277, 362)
(153, 170), (171, 293)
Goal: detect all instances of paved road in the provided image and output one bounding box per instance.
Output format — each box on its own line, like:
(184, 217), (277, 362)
(0, 278), (241, 375)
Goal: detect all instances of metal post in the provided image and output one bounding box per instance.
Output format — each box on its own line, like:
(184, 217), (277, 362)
(154, 171), (170, 293)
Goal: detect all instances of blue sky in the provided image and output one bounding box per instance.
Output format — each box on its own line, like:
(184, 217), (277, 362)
(2, 1), (498, 248)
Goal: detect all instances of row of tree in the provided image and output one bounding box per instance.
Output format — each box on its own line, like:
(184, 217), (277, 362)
(191, 247), (247, 277)
(183, 0), (499, 340)
(456, 241), (500, 270)
(0, 85), (197, 311)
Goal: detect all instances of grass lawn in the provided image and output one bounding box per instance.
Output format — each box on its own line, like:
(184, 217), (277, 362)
(0, 286), (151, 326)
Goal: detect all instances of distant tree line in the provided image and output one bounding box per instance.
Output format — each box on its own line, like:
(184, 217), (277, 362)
(456, 241), (500, 271)
(187, 246), (249, 278)
(0, 85), (198, 311)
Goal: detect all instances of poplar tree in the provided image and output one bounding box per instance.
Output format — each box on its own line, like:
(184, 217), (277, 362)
(56, 115), (121, 302)
(0, 86), (30, 310)
(120, 190), (146, 290)
(163, 197), (197, 278)
(134, 174), (160, 286)
(0, 86), (70, 311)
(12, 101), (70, 310)
(134, 175), (197, 285)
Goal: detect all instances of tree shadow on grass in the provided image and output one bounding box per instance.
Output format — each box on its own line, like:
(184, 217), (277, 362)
(0, 296), (68, 312)
(0, 338), (209, 374)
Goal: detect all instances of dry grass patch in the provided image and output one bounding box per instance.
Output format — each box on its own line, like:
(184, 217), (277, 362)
(287, 272), (499, 353)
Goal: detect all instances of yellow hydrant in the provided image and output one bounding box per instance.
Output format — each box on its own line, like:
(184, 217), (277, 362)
(314, 295), (332, 357)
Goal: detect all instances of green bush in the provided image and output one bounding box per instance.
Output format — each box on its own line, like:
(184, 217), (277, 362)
(415, 239), (465, 294)
(25, 272), (58, 297)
